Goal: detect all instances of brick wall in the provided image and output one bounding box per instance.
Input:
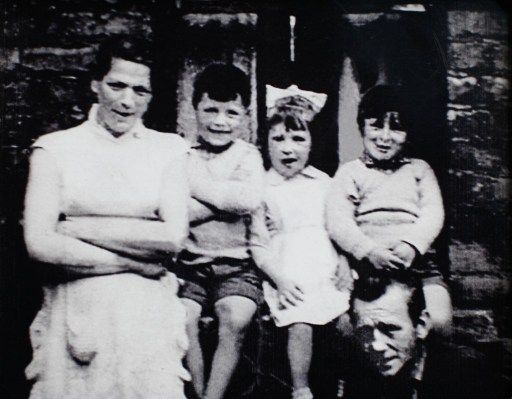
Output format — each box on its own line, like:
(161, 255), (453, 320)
(446, 6), (510, 384)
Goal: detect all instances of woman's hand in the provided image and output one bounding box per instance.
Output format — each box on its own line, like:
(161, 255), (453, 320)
(367, 247), (406, 271)
(274, 276), (305, 308)
(121, 258), (167, 279)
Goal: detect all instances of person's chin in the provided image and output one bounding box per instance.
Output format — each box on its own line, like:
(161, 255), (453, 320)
(275, 166), (300, 178)
(378, 360), (404, 378)
(103, 120), (133, 136)
(369, 152), (394, 162)
(203, 134), (234, 147)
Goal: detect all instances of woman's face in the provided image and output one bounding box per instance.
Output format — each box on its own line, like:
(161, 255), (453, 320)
(268, 123), (311, 178)
(91, 58), (152, 136)
(362, 111), (407, 162)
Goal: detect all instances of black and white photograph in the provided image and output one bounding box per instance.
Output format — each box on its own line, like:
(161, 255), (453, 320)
(1, 1), (510, 398)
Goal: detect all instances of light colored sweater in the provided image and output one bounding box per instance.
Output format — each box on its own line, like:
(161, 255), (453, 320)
(183, 139), (266, 264)
(326, 158), (444, 260)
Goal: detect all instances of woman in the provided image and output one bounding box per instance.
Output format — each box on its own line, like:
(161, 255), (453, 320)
(23, 39), (190, 399)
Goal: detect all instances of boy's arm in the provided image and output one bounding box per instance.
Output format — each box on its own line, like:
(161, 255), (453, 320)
(189, 198), (217, 223)
(249, 206), (280, 283)
(190, 148), (265, 214)
(399, 161), (445, 255)
(325, 165), (380, 261)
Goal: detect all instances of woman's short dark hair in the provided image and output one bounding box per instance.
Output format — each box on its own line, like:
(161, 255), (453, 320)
(192, 64), (251, 109)
(91, 37), (153, 81)
(357, 85), (412, 133)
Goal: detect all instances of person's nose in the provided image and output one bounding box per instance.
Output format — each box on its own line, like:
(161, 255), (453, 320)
(280, 138), (294, 155)
(212, 111), (228, 128)
(281, 145), (292, 155)
(370, 330), (388, 352)
(379, 123), (392, 142)
(119, 89), (136, 109)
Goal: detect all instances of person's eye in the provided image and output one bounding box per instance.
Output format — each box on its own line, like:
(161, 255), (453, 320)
(272, 135), (285, 142)
(227, 109), (241, 117)
(107, 82), (127, 90)
(292, 135), (306, 142)
(389, 120), (404, 131)
(377, 323), (401, 337)
(133, 87), (152, 97)
(203, 107), (218, 113)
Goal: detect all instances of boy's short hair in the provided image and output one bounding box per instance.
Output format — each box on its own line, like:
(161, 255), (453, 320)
(192, 63), (251, 109)
(91, 37), (153, 81)
(357, 85), (412, 133)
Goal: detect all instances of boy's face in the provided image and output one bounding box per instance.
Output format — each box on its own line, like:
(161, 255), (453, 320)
(91, 57), (152, 136)
(362, 111), (407, 162)
(195, 93), (246, 147)
(268, 123), (311, 178)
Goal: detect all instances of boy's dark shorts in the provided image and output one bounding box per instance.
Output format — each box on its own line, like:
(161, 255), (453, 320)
(350, 250), (447, 288)
(175, 257), (263, 308)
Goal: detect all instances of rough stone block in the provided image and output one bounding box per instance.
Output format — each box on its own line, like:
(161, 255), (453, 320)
(3, 79), (30, 107)
(451, 274), (509, 306)
(481, 75), (510, 103)
(448, 107), (509, 143)
(22, 47), (96, 72)
(448, 204), (510, 259)
(0, 49), (21, 71)
(24, 73), (90, 107)
(448, 74), (509, 105)
(40, 12), (152, 46)
(448, 40), (509, 73)
(448, 10), (509, 39)
(449, 241), (501, 274)
(448, 169), (510, 204)
(449, 139), (509, 177)
(452, 309), (499, 343)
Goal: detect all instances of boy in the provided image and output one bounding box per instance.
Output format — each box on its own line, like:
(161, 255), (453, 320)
(177, 64), (265, 399)
(325, 85), (452, 337)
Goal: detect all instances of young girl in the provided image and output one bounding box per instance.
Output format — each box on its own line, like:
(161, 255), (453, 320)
(259, 85), (352, 399)
(326, 85), (452, 337)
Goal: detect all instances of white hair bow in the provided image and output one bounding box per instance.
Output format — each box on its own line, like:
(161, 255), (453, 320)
(266, 84), (328, 121)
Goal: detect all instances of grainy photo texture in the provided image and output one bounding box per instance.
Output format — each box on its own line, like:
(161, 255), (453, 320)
(1, 1), (510, 399)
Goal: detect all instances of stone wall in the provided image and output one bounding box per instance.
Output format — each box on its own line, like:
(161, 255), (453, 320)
(446, 6), (510, 388)
(1, 1), (510, 396)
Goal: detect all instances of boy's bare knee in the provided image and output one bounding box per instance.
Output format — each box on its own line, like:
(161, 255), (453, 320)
(215, 297), (256, 336)
(430, 309), (453, 337)
(423, 284), (453, 338)
(182, 299), (203, 329)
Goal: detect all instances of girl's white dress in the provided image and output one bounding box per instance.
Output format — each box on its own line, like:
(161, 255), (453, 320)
(262, 166), (350, 327)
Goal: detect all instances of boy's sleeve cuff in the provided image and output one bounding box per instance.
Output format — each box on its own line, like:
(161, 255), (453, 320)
(401, 238), (428, 255)
(351, 240), (379, 261)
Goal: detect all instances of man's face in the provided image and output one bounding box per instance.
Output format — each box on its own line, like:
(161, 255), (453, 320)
(362, 111), (407, 162)
(91, 57), (152, 136)
(195, 93), (246, 147)
(268, 123), (311, 178)
(353, 283), (419, 377)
